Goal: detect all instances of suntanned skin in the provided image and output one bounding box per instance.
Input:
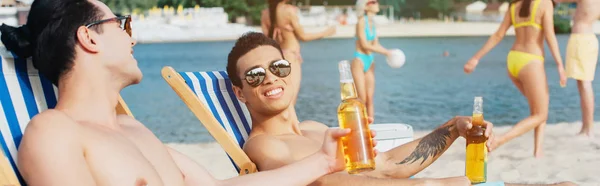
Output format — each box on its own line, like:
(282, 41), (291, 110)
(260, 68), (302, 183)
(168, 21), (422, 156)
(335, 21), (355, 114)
(240, 81), (576, 186)
(245, 117), (575, 186)
(555, 0), (600, 138)
(14, 1), (370, 186)
(352, 0), (390, 123)
(260, 0), (335, 63)
(464, 0), (566, 158)
(240, 17), (575, 186)
(244, 115), (488, 186)
(260, 0), (335, 125)
(17, 2), (184, 185)
(556, 0), (600, 34)
(232, 45), (469, 186)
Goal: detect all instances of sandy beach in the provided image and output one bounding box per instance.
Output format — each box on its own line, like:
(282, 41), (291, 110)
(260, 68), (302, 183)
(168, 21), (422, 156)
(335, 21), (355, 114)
(167, 122), (600, 185)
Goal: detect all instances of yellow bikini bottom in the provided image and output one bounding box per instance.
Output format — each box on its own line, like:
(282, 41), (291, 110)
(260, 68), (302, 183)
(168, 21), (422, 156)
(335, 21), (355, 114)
(507, 50), (544, 78)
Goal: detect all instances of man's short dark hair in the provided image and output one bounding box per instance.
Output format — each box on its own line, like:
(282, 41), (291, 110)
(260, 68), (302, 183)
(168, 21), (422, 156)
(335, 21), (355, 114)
(227, 32), (284, 87)
(0, 0), (104, 85)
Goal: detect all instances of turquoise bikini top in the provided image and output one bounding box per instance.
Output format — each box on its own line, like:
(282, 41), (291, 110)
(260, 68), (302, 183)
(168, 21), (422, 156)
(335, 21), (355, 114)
(364, 16), (376, 41)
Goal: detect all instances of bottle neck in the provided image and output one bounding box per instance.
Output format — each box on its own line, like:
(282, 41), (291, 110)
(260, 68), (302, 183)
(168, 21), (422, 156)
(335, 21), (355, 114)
(340, 81), (358, 100)
(473, 97), (483, 114)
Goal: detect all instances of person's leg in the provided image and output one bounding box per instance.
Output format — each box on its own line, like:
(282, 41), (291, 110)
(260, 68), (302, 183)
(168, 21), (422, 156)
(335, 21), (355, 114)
(508, 68), (547, 157)
(534, 118), (546, 157)
(492, 60), (549, 158)
(565, 34), (598, 137)
(351, 58), (367, 105)
(365, 62), (376, 121)
(577, 80), (594, 137)
(508, 71), (525, 95)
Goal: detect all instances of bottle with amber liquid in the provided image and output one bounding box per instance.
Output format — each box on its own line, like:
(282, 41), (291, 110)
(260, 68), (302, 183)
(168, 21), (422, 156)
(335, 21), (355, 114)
(337, 60), (375, 174)
(465, 96), (487, 183)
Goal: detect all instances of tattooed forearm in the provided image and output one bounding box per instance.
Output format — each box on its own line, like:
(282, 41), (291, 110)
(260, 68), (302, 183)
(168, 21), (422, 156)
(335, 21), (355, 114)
(396, 125), (454, 165)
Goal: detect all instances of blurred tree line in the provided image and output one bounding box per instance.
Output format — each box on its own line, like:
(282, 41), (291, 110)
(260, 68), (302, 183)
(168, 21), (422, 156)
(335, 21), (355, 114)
(100, 0), (571, 28)
(99, 0), (263, 23)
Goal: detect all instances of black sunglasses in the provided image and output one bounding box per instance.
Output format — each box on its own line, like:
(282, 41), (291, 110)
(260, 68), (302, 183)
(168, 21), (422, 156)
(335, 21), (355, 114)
(244, 59), (292, 87)
(85, 15), (132, 36)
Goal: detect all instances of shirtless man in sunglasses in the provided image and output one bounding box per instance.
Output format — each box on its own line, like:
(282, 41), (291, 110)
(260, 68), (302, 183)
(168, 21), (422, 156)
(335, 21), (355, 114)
(230, 32), (577, 186)
(0, 0), (367, 185)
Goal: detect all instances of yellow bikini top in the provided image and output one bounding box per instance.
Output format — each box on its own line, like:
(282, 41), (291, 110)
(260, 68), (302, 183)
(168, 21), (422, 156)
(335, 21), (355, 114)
(511, 0), (542, 29)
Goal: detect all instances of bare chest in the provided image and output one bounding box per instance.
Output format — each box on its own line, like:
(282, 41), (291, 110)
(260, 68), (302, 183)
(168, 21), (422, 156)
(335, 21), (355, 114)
(278, 131), (325, 161)
(81, 125), (184, 186)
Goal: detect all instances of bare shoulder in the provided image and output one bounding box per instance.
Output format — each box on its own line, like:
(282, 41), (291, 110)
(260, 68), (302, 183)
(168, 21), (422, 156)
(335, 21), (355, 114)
(244, 134), (291, 157)
(357, 16), (366, 24)
(283, 4), (299, 17)
(356, 16), (366, 29)
(18, 110), (97, 185)
(23, 109), (79, 141)
(283, 4), (299, 12)
(29, 109), (75, 124)
(540, 0), (554, 11)
(18, 110), (81, 164)
(243, 134), (293, 170)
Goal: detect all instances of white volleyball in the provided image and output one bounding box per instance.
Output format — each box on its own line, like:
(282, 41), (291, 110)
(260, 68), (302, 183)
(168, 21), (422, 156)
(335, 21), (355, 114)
(387, 49), (406, 68)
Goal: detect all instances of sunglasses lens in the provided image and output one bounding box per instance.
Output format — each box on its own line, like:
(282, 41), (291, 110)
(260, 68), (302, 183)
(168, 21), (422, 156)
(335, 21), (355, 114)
(245, 68), (266, 87)
(269, 60), (291, 77)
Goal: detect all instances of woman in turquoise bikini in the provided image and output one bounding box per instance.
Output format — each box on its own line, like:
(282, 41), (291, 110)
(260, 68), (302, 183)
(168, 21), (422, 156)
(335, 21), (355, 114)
(352, 0), (391, 121)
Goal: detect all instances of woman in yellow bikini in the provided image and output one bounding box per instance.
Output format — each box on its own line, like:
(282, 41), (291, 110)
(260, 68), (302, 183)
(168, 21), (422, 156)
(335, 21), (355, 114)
(464, 0), (566, 158)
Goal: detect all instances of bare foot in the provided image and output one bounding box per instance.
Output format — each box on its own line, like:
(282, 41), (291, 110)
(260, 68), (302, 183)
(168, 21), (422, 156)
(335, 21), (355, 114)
(577, 130), (594, 138)
(534, 149), (544, 158)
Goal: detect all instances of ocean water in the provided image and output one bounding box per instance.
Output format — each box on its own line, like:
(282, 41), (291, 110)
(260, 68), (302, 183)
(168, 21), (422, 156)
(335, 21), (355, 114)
(124, 35), (600, 143)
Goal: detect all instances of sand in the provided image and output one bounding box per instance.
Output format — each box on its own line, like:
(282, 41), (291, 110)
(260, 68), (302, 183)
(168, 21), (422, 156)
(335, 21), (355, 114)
(415, 122), (600, 186)
(167, 122), (600, 185)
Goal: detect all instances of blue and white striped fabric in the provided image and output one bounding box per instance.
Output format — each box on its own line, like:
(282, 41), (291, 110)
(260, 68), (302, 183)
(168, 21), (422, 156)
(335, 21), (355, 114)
(0, 48), (58, 185)
(179, 71), (252, 169)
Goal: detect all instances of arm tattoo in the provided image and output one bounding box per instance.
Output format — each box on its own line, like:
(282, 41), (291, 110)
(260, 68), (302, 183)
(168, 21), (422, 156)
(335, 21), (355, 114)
(396, 125), (454, 165)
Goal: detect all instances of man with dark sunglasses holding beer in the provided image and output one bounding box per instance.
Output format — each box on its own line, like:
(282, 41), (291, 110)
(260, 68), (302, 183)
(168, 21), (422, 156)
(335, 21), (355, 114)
(231, 32), (577, 186)
(230, 32), (474, 185)
(0, 0), (366, 185)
